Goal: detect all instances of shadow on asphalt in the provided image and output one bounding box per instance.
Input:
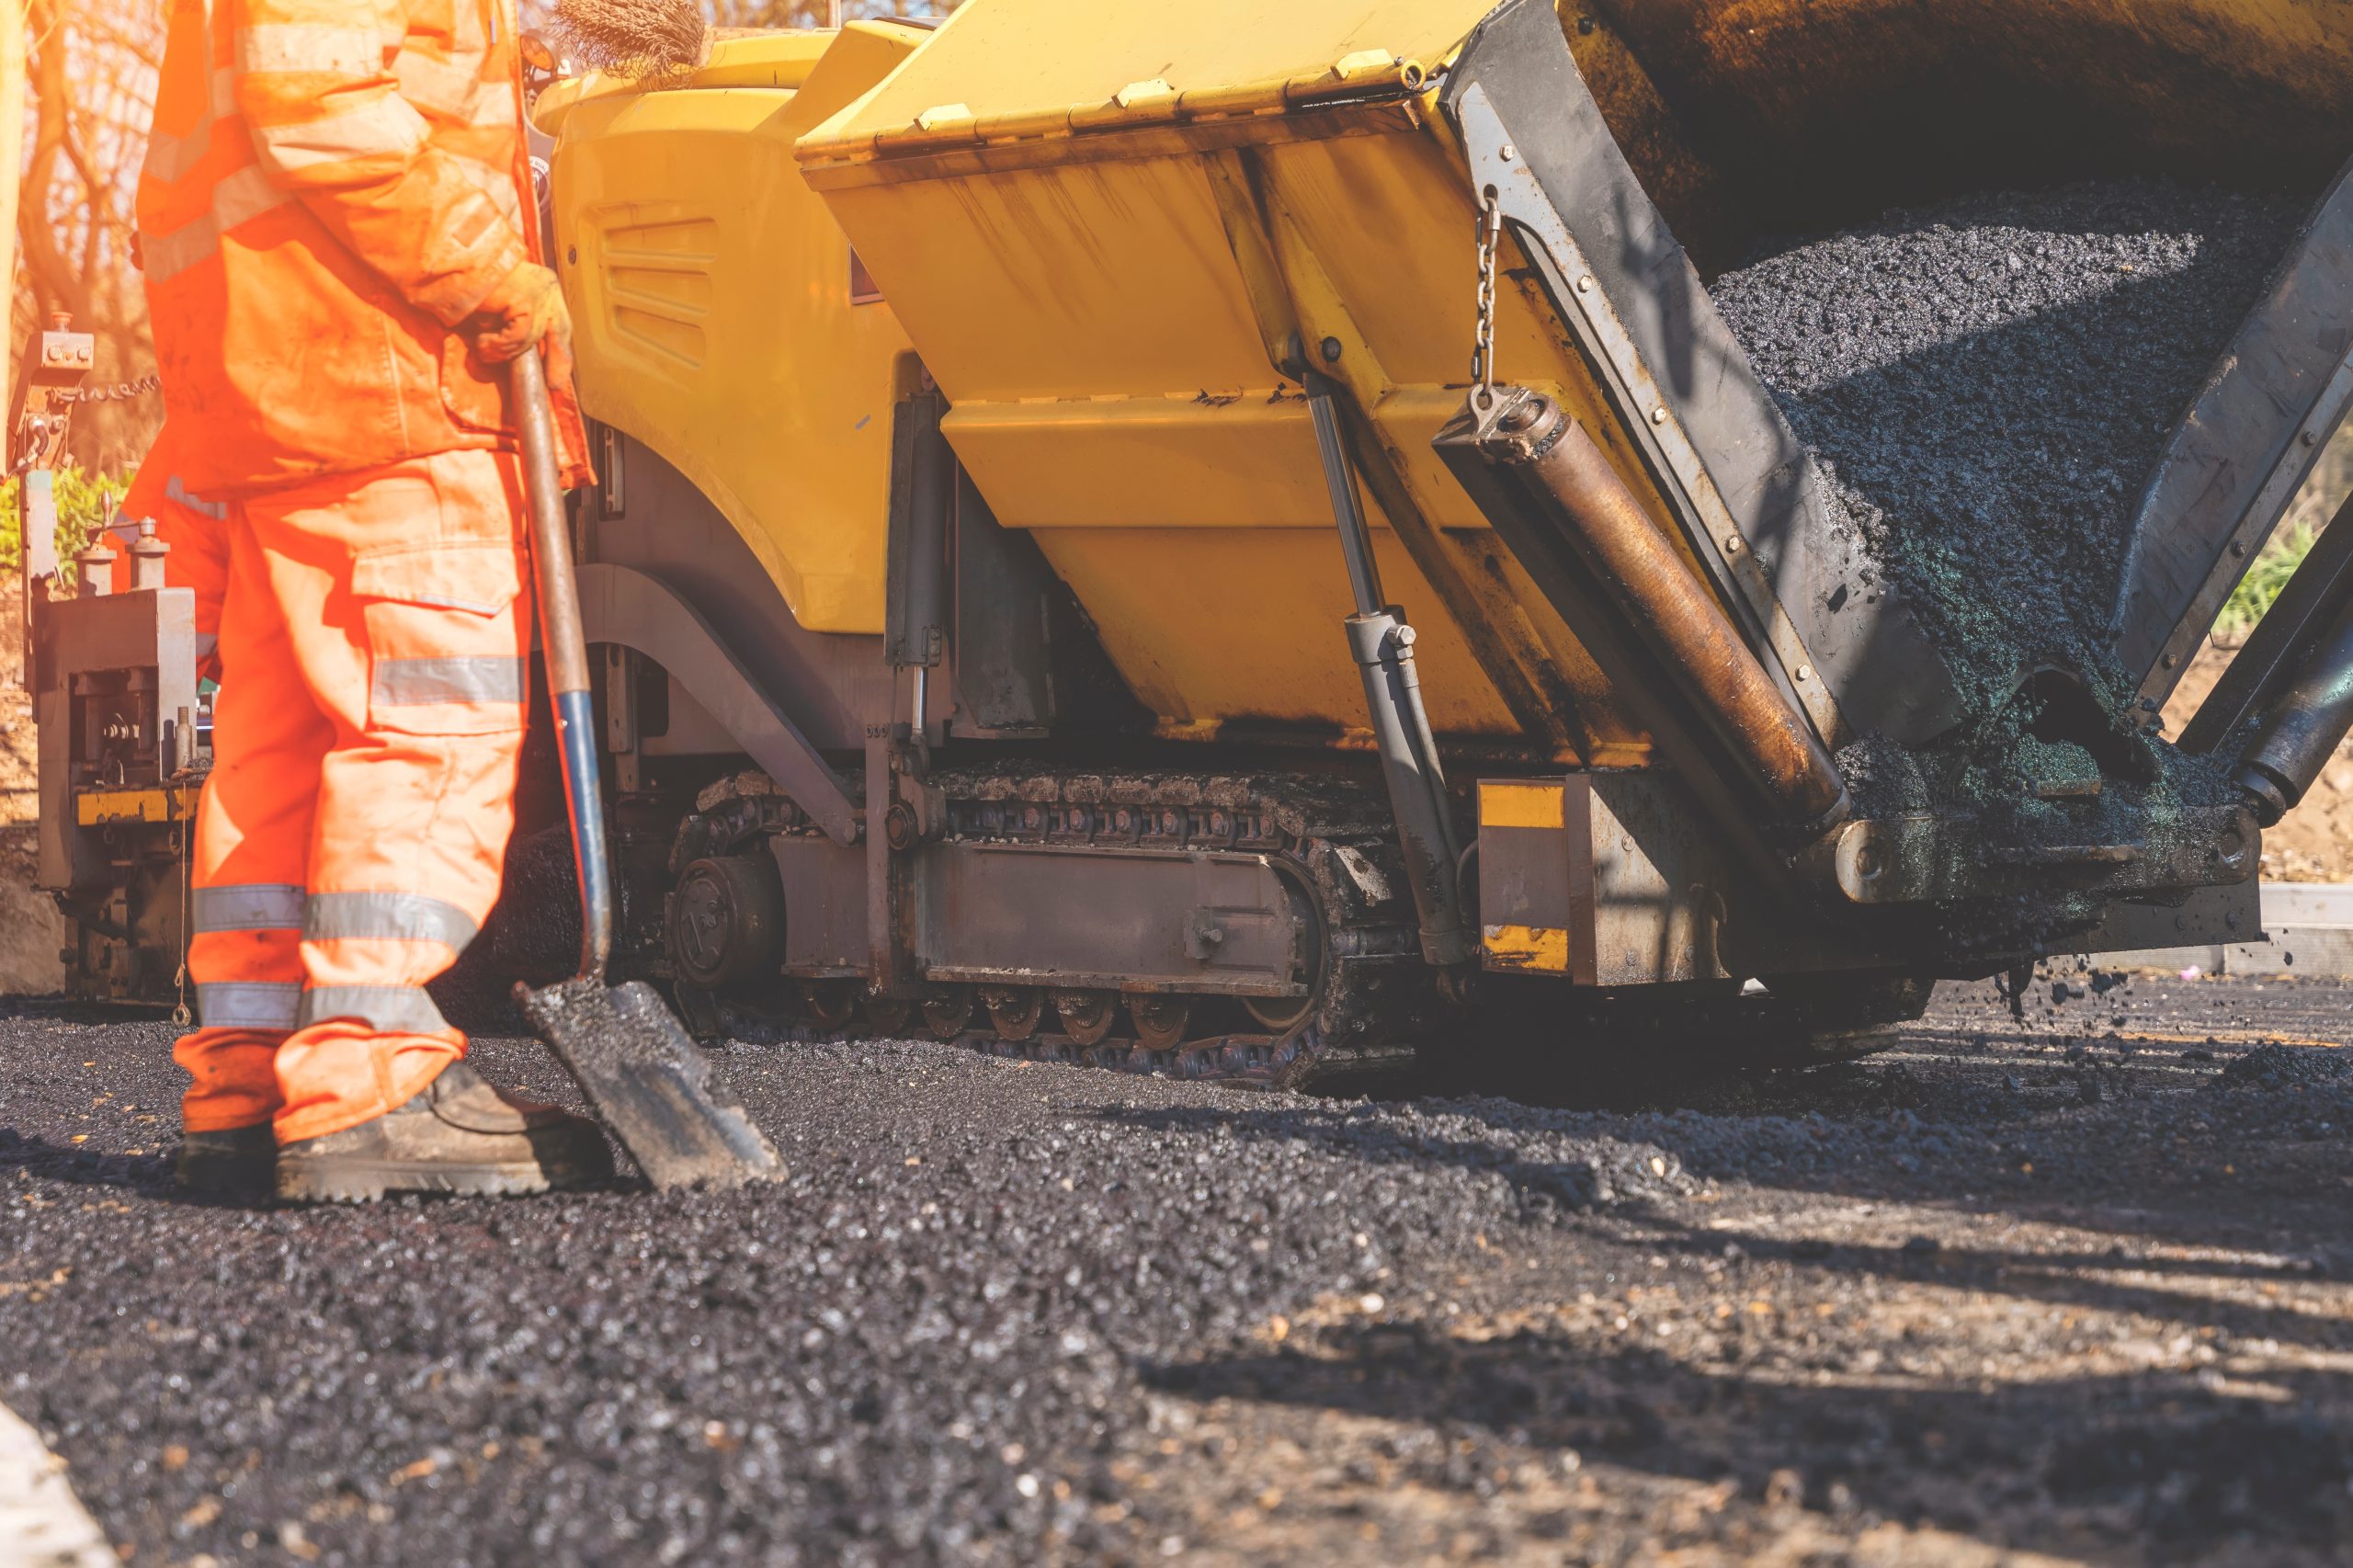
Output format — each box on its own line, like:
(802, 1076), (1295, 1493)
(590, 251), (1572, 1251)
(1142, 1323), (2353, 1559)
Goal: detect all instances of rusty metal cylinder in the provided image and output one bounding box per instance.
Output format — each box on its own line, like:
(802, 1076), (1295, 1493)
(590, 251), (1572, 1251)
(1481, 391), (1848, 833)
(2235, 596), (2353, 826)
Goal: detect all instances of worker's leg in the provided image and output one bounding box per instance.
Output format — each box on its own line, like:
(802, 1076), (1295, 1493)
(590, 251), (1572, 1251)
(175, 500), (327, 1188)
(238, 448), (608, 1197)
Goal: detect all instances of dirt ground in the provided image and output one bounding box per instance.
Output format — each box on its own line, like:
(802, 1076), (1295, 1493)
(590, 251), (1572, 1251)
(2163, 640), (2353, 881)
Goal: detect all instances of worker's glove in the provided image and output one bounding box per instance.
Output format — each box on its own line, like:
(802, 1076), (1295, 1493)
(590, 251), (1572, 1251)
(462, 261), (571, 364)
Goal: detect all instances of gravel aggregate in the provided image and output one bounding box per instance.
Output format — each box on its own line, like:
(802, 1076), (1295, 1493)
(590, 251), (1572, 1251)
(1713, 179), (2305, 720)
(7, 975), (2353, 1564)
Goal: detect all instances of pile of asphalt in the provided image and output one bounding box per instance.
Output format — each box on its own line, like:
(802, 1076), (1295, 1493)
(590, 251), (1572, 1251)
(1713, 179), (2305, 722)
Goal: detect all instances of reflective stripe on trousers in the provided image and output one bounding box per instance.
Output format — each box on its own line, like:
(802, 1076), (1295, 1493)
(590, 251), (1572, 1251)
(296, 984), (449, 1035)
(370, 656), (527, 707)
(195, 981), (303, 1031)
(305, 891), (480, 951)
(191, 882), (305, 932)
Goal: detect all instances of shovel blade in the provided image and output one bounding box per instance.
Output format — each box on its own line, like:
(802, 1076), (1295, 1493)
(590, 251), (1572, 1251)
(515, 977), (784, 1189)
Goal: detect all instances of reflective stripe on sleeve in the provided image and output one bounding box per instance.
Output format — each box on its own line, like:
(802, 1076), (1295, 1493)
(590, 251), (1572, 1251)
(250, 97), (431, 174)
(306, 892), (479, 953)
(298, 984), (450, 1035)
(196, 981), (303, 1030)
(234, 23), (388, 75)
(395, 49), (501, 120)
(192, 883), (307, 933)
(371, 656), (527, 707)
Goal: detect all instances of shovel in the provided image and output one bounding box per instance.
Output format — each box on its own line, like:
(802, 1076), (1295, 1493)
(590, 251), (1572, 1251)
(506, 349), (784, 1189)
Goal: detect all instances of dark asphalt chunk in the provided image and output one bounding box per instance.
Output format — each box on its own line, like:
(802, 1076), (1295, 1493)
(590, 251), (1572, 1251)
(7, 978), (2353, 1564)
(1712, 179), (2306, 719)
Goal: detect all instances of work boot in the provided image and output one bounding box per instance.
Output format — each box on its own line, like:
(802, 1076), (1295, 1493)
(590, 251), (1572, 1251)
(276, 1061), (614, 1203)
(176, 1124), (277, 1195)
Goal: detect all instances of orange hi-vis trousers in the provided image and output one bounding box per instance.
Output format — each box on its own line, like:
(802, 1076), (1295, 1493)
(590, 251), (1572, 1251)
(178, 449), (532, 1144)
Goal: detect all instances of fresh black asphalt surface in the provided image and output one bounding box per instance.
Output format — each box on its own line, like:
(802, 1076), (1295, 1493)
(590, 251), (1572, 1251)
(9, 971), (2353, 1564)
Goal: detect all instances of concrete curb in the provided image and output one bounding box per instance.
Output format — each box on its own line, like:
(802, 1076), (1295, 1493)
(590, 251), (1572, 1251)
(0, 1398), (112, 1568)
(2107, 883), (2353, 976)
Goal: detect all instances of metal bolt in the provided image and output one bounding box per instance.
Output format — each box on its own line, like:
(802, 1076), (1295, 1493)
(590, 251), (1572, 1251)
(1650, 405), (1668, 425)
(2162, 652), (2178, 669)
(2304, 428), (2322, 448)
(1794, 665), (1813, 683)
(1393, 624), (1417, 649)
(1319, 336), (1342, 364)
(1722, 534), (1742, 553)
(1498, 142), (1515, 162)
(1575, 275), (1593, 294)
(2231, 540), (2248, 558)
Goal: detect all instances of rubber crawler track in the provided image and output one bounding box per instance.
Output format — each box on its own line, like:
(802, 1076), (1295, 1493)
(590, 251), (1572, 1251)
(655, 766), (1449, 1094)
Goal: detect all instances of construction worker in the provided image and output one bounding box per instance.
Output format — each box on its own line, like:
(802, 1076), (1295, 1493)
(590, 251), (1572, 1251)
(141, 0), (611, 1200)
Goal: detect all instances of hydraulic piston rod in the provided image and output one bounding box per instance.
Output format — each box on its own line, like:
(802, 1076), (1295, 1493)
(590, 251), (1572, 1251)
(2235, 594), (2353, 825)
(1305, 373), (1473, 968)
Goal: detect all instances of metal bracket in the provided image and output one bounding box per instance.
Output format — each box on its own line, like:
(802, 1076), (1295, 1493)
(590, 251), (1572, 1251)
(575, 562), (859, 846)
(2115, 152), (2353, 707)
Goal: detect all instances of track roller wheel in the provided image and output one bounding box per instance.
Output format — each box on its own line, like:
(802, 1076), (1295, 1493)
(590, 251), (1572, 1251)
(801, 980), (859, 1030)
(1244, 859), (1325, 1031)
(1131, 995), (1189, 1052)
(922, 987), (974, 1040)
(980, 986), (1044, 1041)
(1053, 989), (1117, 1047)
(862, 994), (913, 1038)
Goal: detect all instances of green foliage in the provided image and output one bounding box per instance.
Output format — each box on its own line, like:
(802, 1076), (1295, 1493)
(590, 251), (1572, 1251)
(0, 466), (136, 584)
(2212, 519), (2319, 643)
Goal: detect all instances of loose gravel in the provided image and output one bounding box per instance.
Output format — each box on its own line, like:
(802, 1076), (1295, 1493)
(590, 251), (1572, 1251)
(9, 974), (2353, 1564)
(1714, 179), (2306, 721)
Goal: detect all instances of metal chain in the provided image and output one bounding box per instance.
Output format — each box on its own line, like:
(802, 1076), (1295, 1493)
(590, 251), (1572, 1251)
(55, 375), (161, 405)
(7, 374), (159, 475)
(171, 820), (193, 1028)
(1472, 188), (1502, 411)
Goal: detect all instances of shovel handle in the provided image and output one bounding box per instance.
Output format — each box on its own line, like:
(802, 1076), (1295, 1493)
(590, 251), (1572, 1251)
(512, 349), (613, 981)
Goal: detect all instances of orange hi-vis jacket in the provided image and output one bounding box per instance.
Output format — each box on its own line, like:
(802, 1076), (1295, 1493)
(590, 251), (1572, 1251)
(140, 0), (583, 493)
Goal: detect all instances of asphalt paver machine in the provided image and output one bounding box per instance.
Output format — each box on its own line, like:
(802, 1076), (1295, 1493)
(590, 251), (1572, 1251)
(35, 0), (2353, 1081)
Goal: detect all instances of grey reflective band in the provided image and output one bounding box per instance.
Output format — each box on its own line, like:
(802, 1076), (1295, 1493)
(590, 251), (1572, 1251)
(306, 891), (479, 953)
(297, 984), (449, 1035)
(371, 656), (527, 707)
(195, 981), (302, 1030)
(165, 473), (228, 522)
(191, 883), (306, 933)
